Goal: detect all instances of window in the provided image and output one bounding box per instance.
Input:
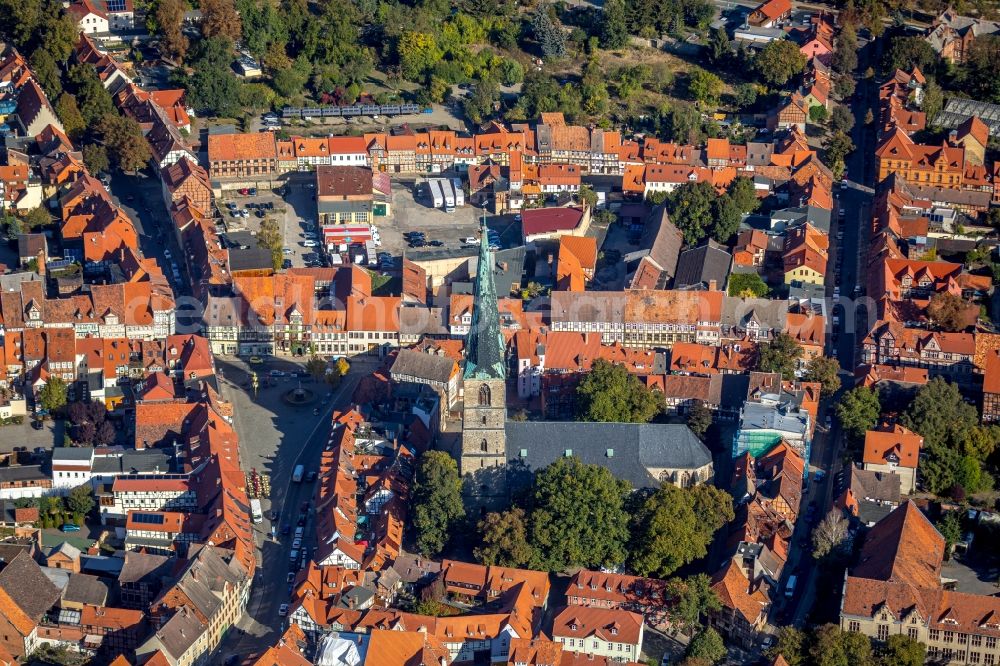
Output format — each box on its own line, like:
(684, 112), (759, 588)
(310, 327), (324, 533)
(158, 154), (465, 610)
(944, 631), (954, 643)
(878, 625), (889, 641)
(960, 634), (969, 645)
(480, 440), (488, 452)
(989, 637), (998, 650)
(930, 629), (941, 641)
(986, 655), (996, 666)
(970, 652), (981, 664)
(478, 384), (491, 406)
(973, 636), (983, 647)
(849, 621), (860, 633)
(908, 628), (919, 640)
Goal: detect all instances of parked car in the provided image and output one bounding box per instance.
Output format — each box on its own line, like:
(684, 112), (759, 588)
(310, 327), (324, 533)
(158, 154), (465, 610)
(463, 237), (479, 245)
(270, 370), (286, 377)
(428, 240), (444, 247)
(249, 355), (263, 364)
(292, 538), (302, 549)
(302, 240), (318, 247)
(61, 524), (81, 532)
(278, 604), (289, 616)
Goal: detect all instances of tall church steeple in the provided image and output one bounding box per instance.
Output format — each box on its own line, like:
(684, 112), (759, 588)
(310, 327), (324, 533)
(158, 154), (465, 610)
(460, 215), (508, 506)
(463, 215), (506, 381)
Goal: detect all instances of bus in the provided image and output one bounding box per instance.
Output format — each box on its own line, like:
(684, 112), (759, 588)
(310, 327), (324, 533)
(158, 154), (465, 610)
(292, 464), (305, 483)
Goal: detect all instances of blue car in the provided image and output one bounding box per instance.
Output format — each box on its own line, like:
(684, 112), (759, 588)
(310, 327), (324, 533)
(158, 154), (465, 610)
(60, 523), (81, 532)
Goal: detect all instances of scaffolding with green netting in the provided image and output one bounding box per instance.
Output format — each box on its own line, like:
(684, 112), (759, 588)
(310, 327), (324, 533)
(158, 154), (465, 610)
(732, 429), (811, 475)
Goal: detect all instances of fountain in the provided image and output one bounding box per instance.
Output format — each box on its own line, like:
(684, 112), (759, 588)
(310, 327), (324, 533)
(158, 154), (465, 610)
(282, 380), (316, 406)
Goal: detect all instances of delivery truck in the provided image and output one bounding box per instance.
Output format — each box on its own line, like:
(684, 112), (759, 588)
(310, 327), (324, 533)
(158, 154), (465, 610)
(428, 179), (444, 209)
(250, 499), (263, 524)
(451, 178), (465, 207)
(292, 464), (304, 483)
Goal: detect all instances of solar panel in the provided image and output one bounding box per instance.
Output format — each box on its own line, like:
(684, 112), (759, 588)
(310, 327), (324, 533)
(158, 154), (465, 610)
(131, 512), (165, 525)
(106, 0), (127, 12)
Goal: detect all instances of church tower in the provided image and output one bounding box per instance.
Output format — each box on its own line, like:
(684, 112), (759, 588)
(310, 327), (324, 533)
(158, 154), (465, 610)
(460, 218), (508, 504)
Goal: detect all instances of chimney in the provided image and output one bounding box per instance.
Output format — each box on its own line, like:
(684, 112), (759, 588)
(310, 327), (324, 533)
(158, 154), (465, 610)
(708, 279), (717, 291)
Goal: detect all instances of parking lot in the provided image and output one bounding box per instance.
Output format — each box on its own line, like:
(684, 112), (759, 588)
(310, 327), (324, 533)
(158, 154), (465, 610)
(214, 171), (531, 278)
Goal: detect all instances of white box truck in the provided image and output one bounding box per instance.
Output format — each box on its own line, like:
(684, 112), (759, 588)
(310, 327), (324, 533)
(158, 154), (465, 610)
(292, 464), (304, 483)
(428, 179), (444, 209)
(441, 179), (455, 213)
(451, 178), (465, 207)
(250, 499), (263, 524)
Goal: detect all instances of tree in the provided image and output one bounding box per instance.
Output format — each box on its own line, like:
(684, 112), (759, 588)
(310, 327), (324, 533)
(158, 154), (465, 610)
(98, 114), (151, 173)
(474, 507), (534, 567)
(926, 292), (971, 331)
(811, 624), (850, 666)
(824, 131), (855, 165)
(688, 69), (724, 108)
(804, 356), (841, 398)
(664, 181), (716, 245)
(832, 26), (858, 74)
(666, 574), (720, 631)
(305, 356), (327, 382)
(883, 36), (938, 75)
(411, 451), (465, 557)
(600, 0), (629, 49)
(880, 634), (926, 666)
(685, 627), (726, 664)
(734, 82), (758, 110)
(82, 144), (109, 176)
(836, 386), (880, 441)
(39, 377), (68, 412)
(66, 484), (95, 516)
(156, 0), (189, 61)
(95, 420), (116, 446)
(756, 333), (803, 380)
(766, 627), (806, 666)
(809, 104), (829, 124)
(937, 510), (962, 556)
(755, 39), (807, 87)
(55, 94), (86, 141)
(22, 206), (51, 229)
(686, 401), (712, 439)
(830, 105), (855, 133)
(397, 32), (443, 81)
(71, 65), (115, 126)
(727, 177), (760, 214)
(629, 484), (734, 577)
(463, 78), (500, 124)
(30, 48), (61, 99)
(900, 378), (978, 450)
(529, 457), (630, 570)
(728, 273), (770, 298)
(922, 79), (944, 124)
(201, 0), (242, 42)
(532, 6), (566, 59)
(180, 37), (245, 117)
(833, 73), (856, 100)
(812, 509), (850, 560)
(257, 217), (283, 271)
(707, 27), (730, 64)
(576, 359), (661, 423)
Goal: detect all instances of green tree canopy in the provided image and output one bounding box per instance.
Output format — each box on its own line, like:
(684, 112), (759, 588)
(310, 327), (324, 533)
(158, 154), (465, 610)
(727, 273), (770, 298)
(39, 376), (68, 412)
(576, 359), (661, 423)
(66, 484), (95, 516)
(766, 627), (806, 666)
(755, 39), (807, 87)
(688, 69), (724, 108)
(629, 484), (734, 577)
(97, 114), (151, 173)
(830, 105), (855, 134)
(55, 94), (86, 141)
(666, 574), (720, 630)
(836, 386), (880, 441)
(686, 627), (726, 664)
(804, 355), (841, 398)
(727, 177), (760, 214)
(686, 401), (712, 439)
(411, 451), (466, 557)
(883, 35), (939, 76)
(600, 0), (629, 49)
(900, 377), (978, 450)
(474, 507), (534, 567)
(528, 456), (630, 570)
(756, 333), (803, 380)
(881, 634), (926, 666)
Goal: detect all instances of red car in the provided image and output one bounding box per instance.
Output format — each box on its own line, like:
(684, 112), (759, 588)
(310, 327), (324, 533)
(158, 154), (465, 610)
(238, 188), (249, 195)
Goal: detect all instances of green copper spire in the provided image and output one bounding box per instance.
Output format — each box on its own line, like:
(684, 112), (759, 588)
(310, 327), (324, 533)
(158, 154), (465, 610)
(463, 213), (506, 380)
